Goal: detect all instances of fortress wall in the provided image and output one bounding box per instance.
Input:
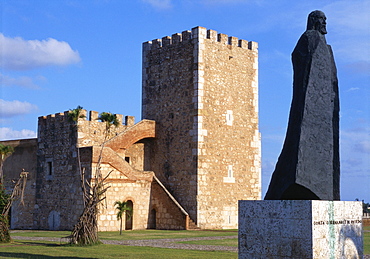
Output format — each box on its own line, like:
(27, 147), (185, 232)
(1, 139), (37, 229)
(196, 27), (260, 229)
(142, 27), (261, 228)
(34, 110), (141, 230)
(35, 112), (84, 230)
(142, 29), (198, 219)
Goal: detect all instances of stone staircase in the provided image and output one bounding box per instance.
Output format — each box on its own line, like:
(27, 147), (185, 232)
(188, 218), (200, 230)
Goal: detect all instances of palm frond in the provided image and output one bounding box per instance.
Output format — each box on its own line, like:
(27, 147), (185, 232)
(67, 105), (86, 124)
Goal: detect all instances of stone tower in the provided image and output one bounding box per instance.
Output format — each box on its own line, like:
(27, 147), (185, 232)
(142, 26), (261, 229)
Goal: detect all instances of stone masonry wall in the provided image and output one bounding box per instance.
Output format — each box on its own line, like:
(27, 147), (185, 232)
(76, 110), (133, 148)
(1, 139), (37, 229)
(80, 143), (154, 231)
(196, 27), (261, 229)
(124, 142), (145, 171)
(142, 26), (261, 229)
(34, 110), (144, 230)
(96, 166), (153, 231)
(35, 112), (84, 230)
(142, 30), (198, 220)
(150, 178), (188, 230)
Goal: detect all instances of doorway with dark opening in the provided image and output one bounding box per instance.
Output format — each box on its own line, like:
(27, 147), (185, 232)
(149, 208), (156, 229)
(125, 200), (133, 230)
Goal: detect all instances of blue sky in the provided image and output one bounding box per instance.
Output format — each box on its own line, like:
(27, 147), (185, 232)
(1, 0), (369, 201)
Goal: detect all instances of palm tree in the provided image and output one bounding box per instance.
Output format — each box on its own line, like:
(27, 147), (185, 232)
(114, 201), (132, 235)
(70, 111), (120, 245)
(98, 112), (120, 139)
(96, 112), (120, 180)
(67, 106), (86, 204)
(67, 105), (85, 124)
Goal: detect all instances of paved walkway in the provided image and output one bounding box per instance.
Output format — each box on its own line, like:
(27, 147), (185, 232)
(12, 235), (238, 252)
(12, 235), (370, 257)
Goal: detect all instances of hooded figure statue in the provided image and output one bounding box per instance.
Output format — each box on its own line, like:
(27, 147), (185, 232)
(265, 10), (340, 200)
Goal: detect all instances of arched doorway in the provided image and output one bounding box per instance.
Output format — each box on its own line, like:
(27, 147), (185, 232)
(125, 200), (133, 230)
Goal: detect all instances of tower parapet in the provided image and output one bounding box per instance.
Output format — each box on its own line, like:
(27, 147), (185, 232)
(38, 110), (135, 147)
(143, 26), (258, 51)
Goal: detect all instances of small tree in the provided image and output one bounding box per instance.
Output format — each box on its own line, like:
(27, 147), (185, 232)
(0, 144), (15, 243)
(361, 200), (370, 214)
(98, 112), (120, 143)
(0, 182), (10, 242)
(67, 105), (86, 124)
(67, 106), (86, 205)
(114, 201), (132, 235)
(0, 170), (28, 243)
(70, 111), (120, 245)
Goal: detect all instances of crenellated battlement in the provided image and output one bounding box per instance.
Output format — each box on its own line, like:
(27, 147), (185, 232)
(38, 109), (137, 147)
(38, 110), (135, 126)
(143, 26), (257, 51)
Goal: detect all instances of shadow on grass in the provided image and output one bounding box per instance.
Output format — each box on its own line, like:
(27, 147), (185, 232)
(15, 241), (63, 247)
(0, 252), (98, 259)
(0, 241), (100, 259)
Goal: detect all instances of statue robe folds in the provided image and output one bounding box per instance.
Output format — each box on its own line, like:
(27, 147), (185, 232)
(265, 29), (340, 200)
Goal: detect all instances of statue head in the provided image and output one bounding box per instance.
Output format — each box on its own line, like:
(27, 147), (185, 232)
(307, 10), (327, 34)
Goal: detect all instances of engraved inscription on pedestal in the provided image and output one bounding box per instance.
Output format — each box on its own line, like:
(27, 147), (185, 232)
(238, 200), (363, 259)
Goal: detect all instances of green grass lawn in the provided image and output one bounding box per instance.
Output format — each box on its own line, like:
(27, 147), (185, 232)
(0, 240), (237, 259)
(2, 230), (238, 259)
(2, 227), (368, 258)
(364, 226), (370, 255)
(100, 229), (237, 240)
(10, 229), (237, 240)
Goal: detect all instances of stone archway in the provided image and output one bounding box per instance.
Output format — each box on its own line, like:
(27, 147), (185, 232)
(105, 120), (155, 152)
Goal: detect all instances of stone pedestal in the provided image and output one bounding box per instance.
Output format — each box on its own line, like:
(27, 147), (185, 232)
(238, 200), (363, 258)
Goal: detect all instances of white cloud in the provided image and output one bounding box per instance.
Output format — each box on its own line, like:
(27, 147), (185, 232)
(0, 33), (81, 70)
(0, 127), (37, 140)
(0, 99), (38, 118)
(346, 87), (360, 92)
(0, 73), (45, 89)
(142, 0), (172, 10)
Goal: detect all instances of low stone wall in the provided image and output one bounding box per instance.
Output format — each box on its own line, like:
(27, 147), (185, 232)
(239, 200), (363, 259)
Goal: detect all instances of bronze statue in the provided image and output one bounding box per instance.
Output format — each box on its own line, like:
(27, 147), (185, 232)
(265, 10), (340, 200)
